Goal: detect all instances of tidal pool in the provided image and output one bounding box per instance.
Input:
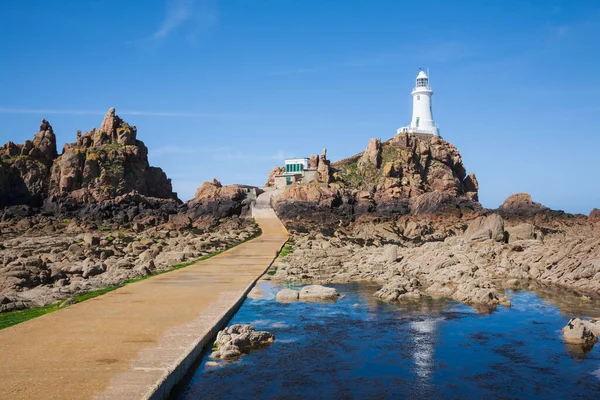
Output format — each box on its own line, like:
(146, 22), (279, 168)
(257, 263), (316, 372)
(173, 282), (600, 399)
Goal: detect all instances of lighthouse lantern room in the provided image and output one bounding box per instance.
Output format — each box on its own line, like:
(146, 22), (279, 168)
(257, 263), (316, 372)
(398, 70), (440, 137)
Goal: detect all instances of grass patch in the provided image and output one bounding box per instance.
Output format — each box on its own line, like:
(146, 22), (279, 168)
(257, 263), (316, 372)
(279, 239), (294, 258)
(0, 227), (263, 331)
(98, 225), (112, 232)
(0, 303), (62, 331)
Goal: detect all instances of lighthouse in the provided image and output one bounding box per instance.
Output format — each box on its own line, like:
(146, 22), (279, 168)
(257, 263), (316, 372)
(399, 70), (440, 136)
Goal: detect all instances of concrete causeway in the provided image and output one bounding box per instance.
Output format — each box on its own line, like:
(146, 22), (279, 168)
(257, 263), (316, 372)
(0, 189), (288, 400)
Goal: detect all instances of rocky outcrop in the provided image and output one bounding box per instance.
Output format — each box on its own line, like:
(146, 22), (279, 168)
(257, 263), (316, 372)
(265, 166), (285, 186)
(357, 138), (382, 170)
(499, 192), (549, 218)
(590, 208), (600, 222)
(0, 120), (58, 206)
(184, 179), (251, 220)
(48, 108), (175, 204)
(0, 109), (176, 210)
(272, 133), (481, 229)
(210, 324), (275, 360)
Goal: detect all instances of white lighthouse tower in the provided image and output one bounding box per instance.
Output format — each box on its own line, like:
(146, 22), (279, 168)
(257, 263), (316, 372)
(399, 70), (440, 136)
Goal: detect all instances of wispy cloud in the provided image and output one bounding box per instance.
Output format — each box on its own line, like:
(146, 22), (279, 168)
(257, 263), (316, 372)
(154, 0), (195, 39)
(271, 42), (472, 76)
(0, 108), (250, 119)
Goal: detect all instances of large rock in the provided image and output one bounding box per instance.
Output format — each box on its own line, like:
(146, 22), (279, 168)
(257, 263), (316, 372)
(589, 208), (600, 222)
(505, 223), (535, 243)
(465, 214), (505, 242)
(299, 284), (339, 301)
(276, 288), (299, 302)
(0, 120), (58, 206)
(358, 138), (382, 169)
(210, 324), (275, 360)
(185, 179), (249, 220)
(265, 166), (285, 186)
(562, 318), (598, 347)
(499, 193), (549, 218)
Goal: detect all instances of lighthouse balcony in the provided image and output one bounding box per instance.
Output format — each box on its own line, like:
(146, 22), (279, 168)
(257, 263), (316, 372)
(397, 126), (440, 136)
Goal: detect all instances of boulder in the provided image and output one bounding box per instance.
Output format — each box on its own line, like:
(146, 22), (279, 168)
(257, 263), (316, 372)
(210, 324), (275, 360)
(83, 233), (100, 246)
(562, 318), (598, 347)
(299, 285), (339, 301)
(465, 214), (505, 242)
(276, 288), (299, 302)
(500, 193), (548, 218)
(505, 223), (535, 243)
(589, 208), (600, 222)
(383, 244), (398, 262)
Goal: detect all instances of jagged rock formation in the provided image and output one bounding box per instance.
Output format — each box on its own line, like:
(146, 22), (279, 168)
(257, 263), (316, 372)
(48, 108), (176, 205)
(272, 133), (480, 230)
(265, 166), (285, 186)
(0, 108), (176, 210)
(0, 120), (57, 206)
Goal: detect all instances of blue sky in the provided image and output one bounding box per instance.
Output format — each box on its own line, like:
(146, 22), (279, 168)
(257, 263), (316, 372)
(1, 0), (599, 213)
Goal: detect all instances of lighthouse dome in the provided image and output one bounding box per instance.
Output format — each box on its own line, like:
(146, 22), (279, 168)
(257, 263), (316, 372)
(416, 70), (428, 79)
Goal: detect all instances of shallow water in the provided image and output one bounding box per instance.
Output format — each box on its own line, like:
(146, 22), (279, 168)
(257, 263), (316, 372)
(173, 282), (600, 399)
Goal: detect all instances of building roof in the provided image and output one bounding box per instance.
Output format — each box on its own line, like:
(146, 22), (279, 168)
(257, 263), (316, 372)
(417, 70), (428, 79)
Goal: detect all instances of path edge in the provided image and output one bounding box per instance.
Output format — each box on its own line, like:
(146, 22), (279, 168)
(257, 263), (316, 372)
(146, 238), (288, 400)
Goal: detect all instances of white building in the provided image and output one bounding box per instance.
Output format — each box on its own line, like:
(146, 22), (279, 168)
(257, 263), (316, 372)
(273, 157), (318, 188)
(398, 70), (440, 136)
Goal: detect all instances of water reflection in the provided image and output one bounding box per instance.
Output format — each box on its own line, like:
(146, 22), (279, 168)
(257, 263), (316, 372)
(172, 282), (600, 399)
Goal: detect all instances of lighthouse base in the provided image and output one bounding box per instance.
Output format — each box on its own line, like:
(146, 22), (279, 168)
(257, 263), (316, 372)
(398, 126), (440, 136)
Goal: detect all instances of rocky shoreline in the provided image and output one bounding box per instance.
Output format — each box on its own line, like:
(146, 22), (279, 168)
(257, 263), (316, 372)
(272, 197), (600, 309)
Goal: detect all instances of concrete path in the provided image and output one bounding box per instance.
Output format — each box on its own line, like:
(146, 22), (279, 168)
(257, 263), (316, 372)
(0, 190), (288, 400)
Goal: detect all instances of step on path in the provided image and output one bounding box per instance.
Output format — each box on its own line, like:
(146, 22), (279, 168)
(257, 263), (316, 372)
(0, 189), (288, 400)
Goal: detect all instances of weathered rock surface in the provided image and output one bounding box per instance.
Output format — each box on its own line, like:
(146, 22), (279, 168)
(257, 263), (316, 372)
(275, 288), (299, 302)
(185, 179), (251, 220)
(562, 318), (599, 348)
(271, 193), (600, 311)
(48, 108), (176, 205)
(298, 284), (339, 301)
(265, 166), (285, 186)
(0, 120), (57, 206)
(272, 133), (481, 230)
(0, 110), (262, 312)
(0, 216), (259, 312)
(499, 192), (549, 218)
(210, 324), (275, 360)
